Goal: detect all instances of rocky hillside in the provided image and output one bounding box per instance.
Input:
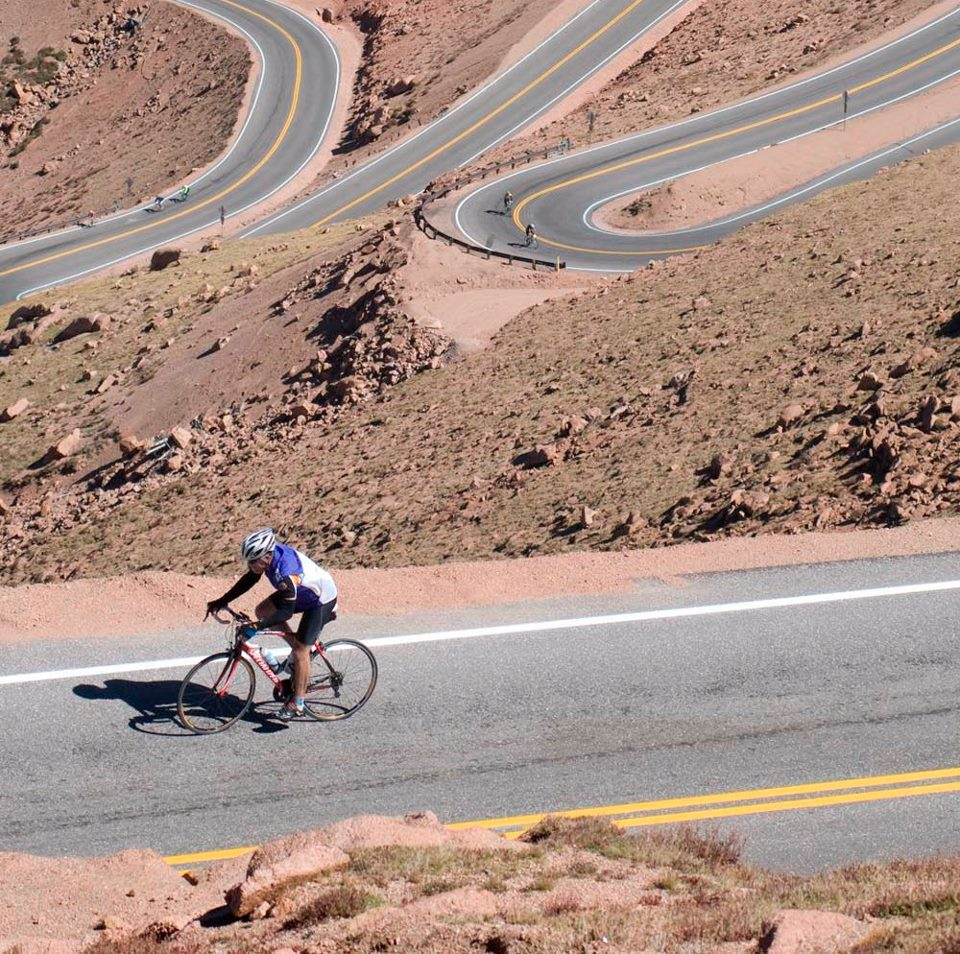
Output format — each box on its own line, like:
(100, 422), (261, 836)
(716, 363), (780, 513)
(2, 140), (960, 581)
(0, 0), (250, 234)
(320, 0), (576, 159)
(3, 813), (960, 953)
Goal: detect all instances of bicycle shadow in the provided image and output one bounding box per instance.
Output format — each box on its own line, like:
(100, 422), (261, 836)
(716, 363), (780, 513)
(73, 679), (289, 736)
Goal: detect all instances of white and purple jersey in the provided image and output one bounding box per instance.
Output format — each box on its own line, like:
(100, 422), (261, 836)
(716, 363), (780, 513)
(266, 542), (337, 611)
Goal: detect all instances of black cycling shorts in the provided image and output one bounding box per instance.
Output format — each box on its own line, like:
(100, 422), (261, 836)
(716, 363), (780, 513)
(295, 599), (337, 646)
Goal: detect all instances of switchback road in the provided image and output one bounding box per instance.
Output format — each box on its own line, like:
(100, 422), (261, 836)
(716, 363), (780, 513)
(452, 5), (960, 269)
(0, 0), (340, 303)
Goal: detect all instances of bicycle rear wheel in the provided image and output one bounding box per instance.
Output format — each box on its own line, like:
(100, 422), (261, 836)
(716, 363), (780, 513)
(178, 652), (256, 733)
(304, 639), (377, 721)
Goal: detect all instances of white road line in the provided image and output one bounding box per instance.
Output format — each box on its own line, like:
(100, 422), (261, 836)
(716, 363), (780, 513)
(3, 577), (960, 686)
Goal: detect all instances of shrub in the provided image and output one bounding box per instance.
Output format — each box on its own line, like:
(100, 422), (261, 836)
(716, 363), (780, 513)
(283, 883), (381, 928)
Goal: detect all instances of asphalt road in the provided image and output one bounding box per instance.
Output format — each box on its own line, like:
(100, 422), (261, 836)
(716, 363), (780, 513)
(0, 0), (340, 303)
(2, 552), (959, 872)
(4, 1), (960, 295)
(453, 5), (960, 269)
(241, 0), (697, 238)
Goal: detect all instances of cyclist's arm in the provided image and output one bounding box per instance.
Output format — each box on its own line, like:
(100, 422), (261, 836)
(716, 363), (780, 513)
(211, 571), (260, 608)
(255, 575), (298, 628)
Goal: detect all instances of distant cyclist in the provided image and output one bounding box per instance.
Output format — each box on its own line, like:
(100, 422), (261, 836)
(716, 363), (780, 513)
(503, 190), (514, 212)
(524, 222), (537, 247)
(153, 195), (165, 210)
(179, 185), (191, 201)
(206, 528), (338, 722)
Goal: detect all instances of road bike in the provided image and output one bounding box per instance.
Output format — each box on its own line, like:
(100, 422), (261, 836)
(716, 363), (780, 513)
(524, 232), (538, 250)
(177, 607), (377, 734)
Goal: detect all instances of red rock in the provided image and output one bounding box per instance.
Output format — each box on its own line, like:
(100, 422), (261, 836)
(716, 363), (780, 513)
(760, 909), (868, 953)
(45, 429), (83, 461)
(0, 397), (29, 422)
(226, 834), (349, 917)
(169, 426), (192, 449)
(118, 435), (144, 458)
(53, 314), (108, 343)
(149, 248), (181, 271)
(6, 302), (50, 329)
(95, 373), (119, 394)
(777, 404), (804, 429)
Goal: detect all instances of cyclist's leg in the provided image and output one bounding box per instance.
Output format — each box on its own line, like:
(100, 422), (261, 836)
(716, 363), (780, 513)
(288, 603), (332, 702)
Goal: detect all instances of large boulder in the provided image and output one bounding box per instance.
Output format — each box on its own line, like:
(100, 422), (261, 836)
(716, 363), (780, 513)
(6, 302), (51, 330)
(43, 429), (83, 463)
(0, 398), (29, 422)
(169, 426), (192, 449)
(759, 909), (869, 953)
(225, 834), (349, 917)
(149, 248), (181, 271)
(53, 314), (108, 343)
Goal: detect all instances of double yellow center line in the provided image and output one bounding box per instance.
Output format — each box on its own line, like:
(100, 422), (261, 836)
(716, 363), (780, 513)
(0, 0), (303, 281)
(1, 0), (650, 284)
(513, 31), (960, 255)
(164, 766), (960, 866)
(450, 766), (960, 836)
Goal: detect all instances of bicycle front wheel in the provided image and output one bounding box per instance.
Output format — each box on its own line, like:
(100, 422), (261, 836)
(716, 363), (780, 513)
(177, 652), (256, 734)
(304, 639), (377, 721)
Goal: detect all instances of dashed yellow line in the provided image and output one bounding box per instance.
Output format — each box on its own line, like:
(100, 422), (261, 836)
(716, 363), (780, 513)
(0, 0), (303, 280)
(513, 32), (960, 255)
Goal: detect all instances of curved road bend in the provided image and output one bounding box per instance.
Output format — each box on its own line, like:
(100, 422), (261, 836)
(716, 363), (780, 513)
(452, 5), (960, 270)
(0, 0), (702, 302)
(242, 0), (702, 237)
(1, 552), (959, 871)
(0, 0), (340, 304)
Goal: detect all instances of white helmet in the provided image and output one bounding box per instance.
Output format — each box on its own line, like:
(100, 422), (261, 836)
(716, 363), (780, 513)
(240, 528), (276, 562)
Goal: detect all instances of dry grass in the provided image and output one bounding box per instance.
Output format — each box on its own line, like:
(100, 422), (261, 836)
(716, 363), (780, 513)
(283, 882), (383, 927)
(346, 844), (542, 893)
(521, 815), (744, 870)
(781, 856), (960, 918)
(68, 825), (960, 954)
(82, 939), (204, 954)
(9, 140), (960, 582)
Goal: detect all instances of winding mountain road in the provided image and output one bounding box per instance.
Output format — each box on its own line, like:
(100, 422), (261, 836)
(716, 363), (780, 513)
(0, 0), (340, 304)
(2, 554), (959, 870)
(452, 4), (960, 269)
(3, 1), (960, 297)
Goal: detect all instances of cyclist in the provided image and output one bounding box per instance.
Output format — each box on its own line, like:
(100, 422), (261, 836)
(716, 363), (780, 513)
(153, 195), (165, 210)
(206, 528), (338, 721)
(179, 185), (191, 201)
(525, 222), (537, 247)
(503, 190), (514, 212)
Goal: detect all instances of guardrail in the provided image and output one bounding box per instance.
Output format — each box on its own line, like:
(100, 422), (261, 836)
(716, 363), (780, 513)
(414, 139), (572, 271)
(0, 200), (125, 247)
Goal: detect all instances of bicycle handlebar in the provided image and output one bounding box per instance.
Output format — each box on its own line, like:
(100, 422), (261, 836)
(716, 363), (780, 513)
(208, 605), (251, 625)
